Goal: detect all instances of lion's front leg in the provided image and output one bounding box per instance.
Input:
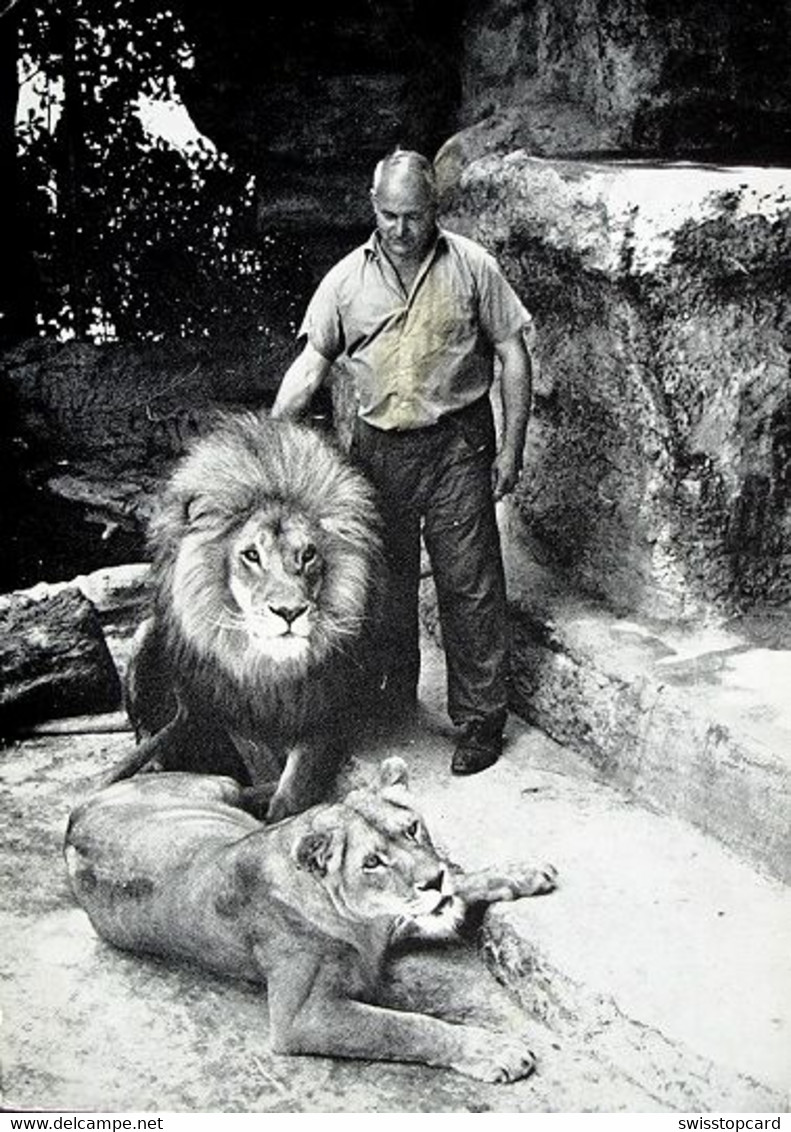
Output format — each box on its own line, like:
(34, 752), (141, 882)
(265, 741), (341, 823)
(271, 987), (536, 1083)
(454, 863), (558, 906)
(264, 949), (535, 1083)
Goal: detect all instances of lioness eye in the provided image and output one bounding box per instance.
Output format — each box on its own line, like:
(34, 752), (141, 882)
(363, 853), (384, 870)
(302, 544), (317, 566)
(241, 546), (260, 565)
(405, 820), (420, 841)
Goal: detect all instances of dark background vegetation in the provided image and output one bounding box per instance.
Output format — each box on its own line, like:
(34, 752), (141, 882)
(1, 0), (789, 593)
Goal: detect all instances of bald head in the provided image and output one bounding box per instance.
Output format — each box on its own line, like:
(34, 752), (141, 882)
(371, 150), (438, 205)
(370, 150), (438, 267)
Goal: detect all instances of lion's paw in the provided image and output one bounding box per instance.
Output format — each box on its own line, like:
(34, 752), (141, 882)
(453, 1029), (536, 1083)
(529, 863), (558, 895)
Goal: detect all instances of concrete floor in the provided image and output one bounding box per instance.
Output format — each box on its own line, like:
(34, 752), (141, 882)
(1, 638), (788, 1112)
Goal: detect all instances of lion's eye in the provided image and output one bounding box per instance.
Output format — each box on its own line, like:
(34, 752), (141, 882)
(302, 543), (318, 567)
(241, 546), (260, 565)
(405, 820), (421, 841)
(363, 853), (385, 871)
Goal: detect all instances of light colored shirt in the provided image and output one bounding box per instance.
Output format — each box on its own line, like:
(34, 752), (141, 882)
(298, 228), (532, 431)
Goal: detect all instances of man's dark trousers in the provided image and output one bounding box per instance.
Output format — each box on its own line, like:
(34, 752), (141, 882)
(351, 396), (509, 726)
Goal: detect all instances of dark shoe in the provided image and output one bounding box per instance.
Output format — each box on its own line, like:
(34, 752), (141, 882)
(451, 716), (504, 776)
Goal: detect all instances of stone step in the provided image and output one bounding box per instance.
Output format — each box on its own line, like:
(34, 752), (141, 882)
(477, 532), (791, 885)
(360, 641), (790, 1111)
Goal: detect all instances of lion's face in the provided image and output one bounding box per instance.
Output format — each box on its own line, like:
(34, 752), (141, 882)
(226, 506), (324, 664)
(293, 758), (465, 940)
(154, 414), (382, 689)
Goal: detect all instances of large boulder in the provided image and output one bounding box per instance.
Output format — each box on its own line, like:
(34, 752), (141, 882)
(440, 153), (791, 620)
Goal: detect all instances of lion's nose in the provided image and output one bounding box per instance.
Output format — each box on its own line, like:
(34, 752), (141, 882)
(417, 869), (445, 894)
(270, 604), (308, 627)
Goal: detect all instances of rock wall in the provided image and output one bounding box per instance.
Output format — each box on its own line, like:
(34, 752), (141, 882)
(178, 0), (462, 260)
(178, 1), (791, 249)
(455, 0), (791, 163)
(440, 155), (791, 620)
(1, 334), (298, 587)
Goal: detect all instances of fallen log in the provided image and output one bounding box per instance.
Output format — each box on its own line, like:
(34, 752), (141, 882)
(0, 587), (121, 734)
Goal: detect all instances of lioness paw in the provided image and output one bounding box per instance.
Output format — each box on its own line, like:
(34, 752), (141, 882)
(506, 862), (558, 898)
(528, 863), (558, 895)
(453, 1030), (536, 1083)
(457, 862), (559, 905)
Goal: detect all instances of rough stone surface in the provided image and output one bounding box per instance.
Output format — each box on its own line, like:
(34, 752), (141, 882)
(180, 2), (460, 251)
(493, 515), (791, 885)
(2, 336), (292, 465)
(453, 0), (791, 163)
(1, 338), (298, 586)
(440, 154), (791, 620)
(0, 634), (787, 1112)
(176, 0), (791, 250)
(0, 587), (121, 731)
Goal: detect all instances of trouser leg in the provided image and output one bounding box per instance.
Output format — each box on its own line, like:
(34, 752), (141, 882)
(378, 497), (422, 700)
(350, 420), (422, 701)
(423, 420), (509, 726)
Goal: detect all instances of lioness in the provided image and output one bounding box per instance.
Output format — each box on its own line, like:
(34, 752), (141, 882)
(66, 757), (557, 1082)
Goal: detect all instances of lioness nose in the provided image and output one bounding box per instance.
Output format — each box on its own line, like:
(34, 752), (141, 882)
(270, 604), (308, 626)
(417, 869), (445, 893)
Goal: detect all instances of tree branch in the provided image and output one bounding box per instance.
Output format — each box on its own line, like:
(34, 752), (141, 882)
(0, 0), (26, 21)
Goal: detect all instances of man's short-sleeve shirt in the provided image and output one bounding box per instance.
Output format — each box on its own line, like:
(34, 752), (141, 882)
(298, 228), (532, 431)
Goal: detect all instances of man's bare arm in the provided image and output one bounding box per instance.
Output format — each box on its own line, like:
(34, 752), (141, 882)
(492, 332), (533, 500)
(271, 342), (334, 419)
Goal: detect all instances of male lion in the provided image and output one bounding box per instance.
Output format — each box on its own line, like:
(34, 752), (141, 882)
(104, 411), (383, 822)
(65, 757), (557, 1082)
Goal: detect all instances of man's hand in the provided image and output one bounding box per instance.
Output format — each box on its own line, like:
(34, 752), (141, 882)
(271, 342), (333, 419)
(492, 445), (522, 501)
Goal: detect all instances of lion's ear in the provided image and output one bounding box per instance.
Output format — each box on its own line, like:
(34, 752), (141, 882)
(379, 756), (409, 790)
(183, 494), (210, 529)
(294, 829), (337, 877)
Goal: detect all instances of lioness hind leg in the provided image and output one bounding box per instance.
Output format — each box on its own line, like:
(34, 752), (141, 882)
(454, 863), (558, 906)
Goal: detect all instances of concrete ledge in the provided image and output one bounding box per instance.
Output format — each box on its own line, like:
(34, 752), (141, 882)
(506, 584), (791, 884)
(421, 533), (790, 884)
(477, 784), (789, 1110)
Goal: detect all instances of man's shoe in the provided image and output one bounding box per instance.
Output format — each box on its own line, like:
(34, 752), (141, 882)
(451, 717), (504, 776)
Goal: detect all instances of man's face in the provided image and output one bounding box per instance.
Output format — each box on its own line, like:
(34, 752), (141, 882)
(371, 171), (437, 265)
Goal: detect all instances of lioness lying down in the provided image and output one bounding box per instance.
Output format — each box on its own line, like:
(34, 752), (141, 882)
(65, 757), (557, 1083)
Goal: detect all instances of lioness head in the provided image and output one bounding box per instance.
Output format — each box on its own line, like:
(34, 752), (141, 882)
(293, 757), (464, 940)
(151, 413), (382, 681)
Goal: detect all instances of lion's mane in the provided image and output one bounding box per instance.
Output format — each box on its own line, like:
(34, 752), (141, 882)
(129, 411), (383, 763)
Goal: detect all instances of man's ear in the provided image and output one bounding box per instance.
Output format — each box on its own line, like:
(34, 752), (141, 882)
(379, 756), (409, 790)
(294, 829), (337, 878)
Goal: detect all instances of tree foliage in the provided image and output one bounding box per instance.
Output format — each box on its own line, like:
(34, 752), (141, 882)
(16, 0), (307, 342)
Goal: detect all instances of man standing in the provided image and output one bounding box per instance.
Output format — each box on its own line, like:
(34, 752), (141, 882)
(272, 149), (534, 775)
